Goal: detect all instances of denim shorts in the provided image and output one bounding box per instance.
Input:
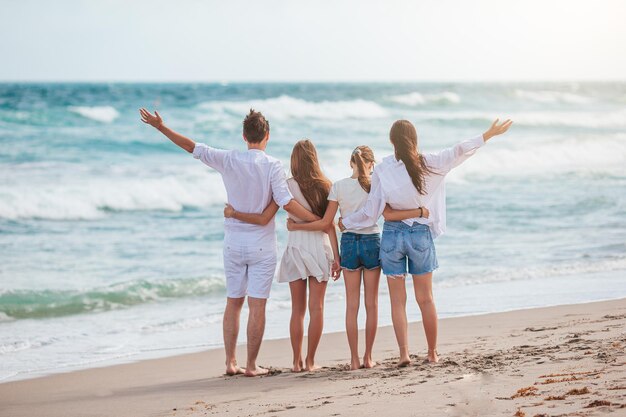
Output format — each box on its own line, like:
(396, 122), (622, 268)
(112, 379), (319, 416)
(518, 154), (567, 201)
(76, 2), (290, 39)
(380, 221), (438, 276)
(340, 232), (381, 271)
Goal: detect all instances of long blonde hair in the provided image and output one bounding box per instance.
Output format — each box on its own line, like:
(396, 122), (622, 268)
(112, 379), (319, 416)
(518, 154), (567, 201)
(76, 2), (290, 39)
(290, 139), (332, 217)
(350, 146), (375, 192)
(389, 120), (435, 195)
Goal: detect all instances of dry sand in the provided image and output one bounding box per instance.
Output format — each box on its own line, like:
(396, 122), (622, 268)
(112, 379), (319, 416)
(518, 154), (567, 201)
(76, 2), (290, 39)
(0, 298), (624, 417)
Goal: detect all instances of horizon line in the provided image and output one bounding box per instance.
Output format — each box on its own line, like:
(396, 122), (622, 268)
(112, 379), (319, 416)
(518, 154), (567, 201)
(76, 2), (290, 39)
(1, 78), (625, 84)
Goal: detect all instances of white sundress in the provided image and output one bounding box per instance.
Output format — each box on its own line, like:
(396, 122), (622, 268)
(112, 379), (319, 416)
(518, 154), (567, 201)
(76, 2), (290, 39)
(277, 178), (334, 283)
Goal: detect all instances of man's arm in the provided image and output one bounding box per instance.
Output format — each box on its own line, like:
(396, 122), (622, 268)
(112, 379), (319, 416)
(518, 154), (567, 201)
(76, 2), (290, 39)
(269, 164), (320, 222)
(141, 108), (228, 171)
(224, 201), (279, 226)
(140, 109), (195, 153)
(383, 205), (430, 221)
(287, 201), (339, 232)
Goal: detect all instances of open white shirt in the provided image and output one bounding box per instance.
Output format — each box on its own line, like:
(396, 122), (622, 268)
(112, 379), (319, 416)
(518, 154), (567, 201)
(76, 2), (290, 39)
(341, 135), (485, 239)
(193, 143), (293, 243)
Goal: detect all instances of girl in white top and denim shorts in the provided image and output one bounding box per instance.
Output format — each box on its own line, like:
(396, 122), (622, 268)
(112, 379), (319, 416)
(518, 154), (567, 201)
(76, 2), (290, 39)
(341, 118), (513, 366)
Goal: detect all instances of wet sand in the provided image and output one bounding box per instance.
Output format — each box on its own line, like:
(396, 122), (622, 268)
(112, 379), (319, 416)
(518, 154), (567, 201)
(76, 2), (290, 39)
(0, 298), (624, 417)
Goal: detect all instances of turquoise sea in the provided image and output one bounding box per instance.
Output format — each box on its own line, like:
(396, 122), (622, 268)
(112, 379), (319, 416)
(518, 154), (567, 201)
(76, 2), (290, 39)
(1, 82), (625, 381)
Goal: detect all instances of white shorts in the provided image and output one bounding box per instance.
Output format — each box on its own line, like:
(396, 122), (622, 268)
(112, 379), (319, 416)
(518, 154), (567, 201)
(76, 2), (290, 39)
(223, 242), (277, 299)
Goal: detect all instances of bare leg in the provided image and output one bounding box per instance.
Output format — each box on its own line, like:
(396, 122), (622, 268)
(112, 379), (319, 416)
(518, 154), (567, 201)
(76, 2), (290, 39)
(362, 267), (381, 368)
(289, 279), (307, 372)
(412, 273), (438, 363)
(387, 275), (410, 367)
(305, 277), (328, 371)
(343, 269), (362, 370)
(244, 297), (269, 376)
(223, 297), (245, 375)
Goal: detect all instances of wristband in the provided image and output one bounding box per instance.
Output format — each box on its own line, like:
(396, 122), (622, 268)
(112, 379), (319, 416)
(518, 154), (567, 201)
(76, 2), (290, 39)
(419, 207), (423, 218)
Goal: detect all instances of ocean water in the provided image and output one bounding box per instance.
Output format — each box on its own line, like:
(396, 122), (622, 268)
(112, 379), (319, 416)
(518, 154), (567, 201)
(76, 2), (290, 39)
(1, 82), (625, 382)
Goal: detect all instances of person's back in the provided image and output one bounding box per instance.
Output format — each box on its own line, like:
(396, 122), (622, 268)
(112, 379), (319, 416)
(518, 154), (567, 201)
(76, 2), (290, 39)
(341, 118), (512, 367)
(139, 107), (318, 377)
(285, 177), (314, 223)
(331, 177), (380, 235)
(194, 146), (290, 242)
(363, 134), (485, 238)
(278, 141), (335, 282)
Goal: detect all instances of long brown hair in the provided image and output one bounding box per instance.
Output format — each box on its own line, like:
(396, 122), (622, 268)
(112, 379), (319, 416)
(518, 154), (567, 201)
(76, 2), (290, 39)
(389, 120), (435, 195)
(291, 139), (332, 217)
(350, 146), (375, 192)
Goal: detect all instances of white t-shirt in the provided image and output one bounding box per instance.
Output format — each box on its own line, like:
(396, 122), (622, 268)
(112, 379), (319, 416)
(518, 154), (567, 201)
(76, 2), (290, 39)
(328, 177), (380, 235)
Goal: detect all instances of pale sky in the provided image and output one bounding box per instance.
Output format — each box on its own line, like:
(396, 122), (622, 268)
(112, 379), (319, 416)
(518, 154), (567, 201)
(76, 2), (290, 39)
(1, 0), (625, 82)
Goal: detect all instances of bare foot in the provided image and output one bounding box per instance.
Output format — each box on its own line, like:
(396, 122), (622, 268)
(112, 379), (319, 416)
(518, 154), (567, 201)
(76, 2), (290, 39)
(426, 350), (439, 363)
(244, 366), (269, 377)
(304, 359), (321, 372)
(225, 363), (245, 376)
(397, 356), (411, 368)
(350, 358), (361, 371)
(292, 360), (304, 373)
(363, 357), (377, 368)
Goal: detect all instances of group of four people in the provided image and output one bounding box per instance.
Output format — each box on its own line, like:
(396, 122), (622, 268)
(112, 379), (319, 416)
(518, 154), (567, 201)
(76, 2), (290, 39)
(139, 107), (512, 376)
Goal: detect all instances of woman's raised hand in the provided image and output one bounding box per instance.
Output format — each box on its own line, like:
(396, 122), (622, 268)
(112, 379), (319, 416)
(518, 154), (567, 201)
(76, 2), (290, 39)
(139, 108), (163, 129)
(483, 119), (513, 141)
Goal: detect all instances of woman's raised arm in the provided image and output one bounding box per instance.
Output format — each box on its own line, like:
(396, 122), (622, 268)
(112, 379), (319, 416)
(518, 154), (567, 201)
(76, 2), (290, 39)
(427, 119), (513, 174)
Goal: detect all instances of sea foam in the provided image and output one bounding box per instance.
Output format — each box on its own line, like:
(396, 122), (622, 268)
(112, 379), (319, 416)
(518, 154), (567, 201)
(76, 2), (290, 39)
(416, 109), (626, 129)
(198, 95), (388, 121)
(0, 277), (226, 320)
(388, 91), (461, 106)
(0, 169), (226, 220)
(68, 106), (120, 123)
(514, 89), (592, 104)
(448, 134), (626, 181)
(437, 257), (626, 289)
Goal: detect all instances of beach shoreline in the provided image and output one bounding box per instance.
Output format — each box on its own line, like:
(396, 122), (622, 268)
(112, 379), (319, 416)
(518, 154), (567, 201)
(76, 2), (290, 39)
(1, 298), (624, 417)
(3, 81), (625, 394)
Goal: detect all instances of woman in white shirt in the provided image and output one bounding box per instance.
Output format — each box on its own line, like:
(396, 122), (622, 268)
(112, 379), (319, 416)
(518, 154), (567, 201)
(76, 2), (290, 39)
(339, 118), (513, 366)
(288, 146), (428, 370)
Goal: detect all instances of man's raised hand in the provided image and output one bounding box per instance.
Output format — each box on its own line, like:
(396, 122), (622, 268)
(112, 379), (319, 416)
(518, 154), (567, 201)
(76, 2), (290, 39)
(139, 108), (163, 129)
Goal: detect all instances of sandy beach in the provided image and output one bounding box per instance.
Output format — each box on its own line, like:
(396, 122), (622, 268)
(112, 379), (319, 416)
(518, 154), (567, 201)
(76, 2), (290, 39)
(1, 298), (624, 417)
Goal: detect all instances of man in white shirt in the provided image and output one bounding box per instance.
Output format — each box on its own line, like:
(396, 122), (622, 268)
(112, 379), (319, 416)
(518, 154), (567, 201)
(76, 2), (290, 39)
(140, 108), (318, 377)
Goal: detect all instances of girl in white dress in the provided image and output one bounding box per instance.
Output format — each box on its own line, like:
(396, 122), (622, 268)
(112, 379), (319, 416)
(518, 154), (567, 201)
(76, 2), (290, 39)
(279, 140), (340, 371)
